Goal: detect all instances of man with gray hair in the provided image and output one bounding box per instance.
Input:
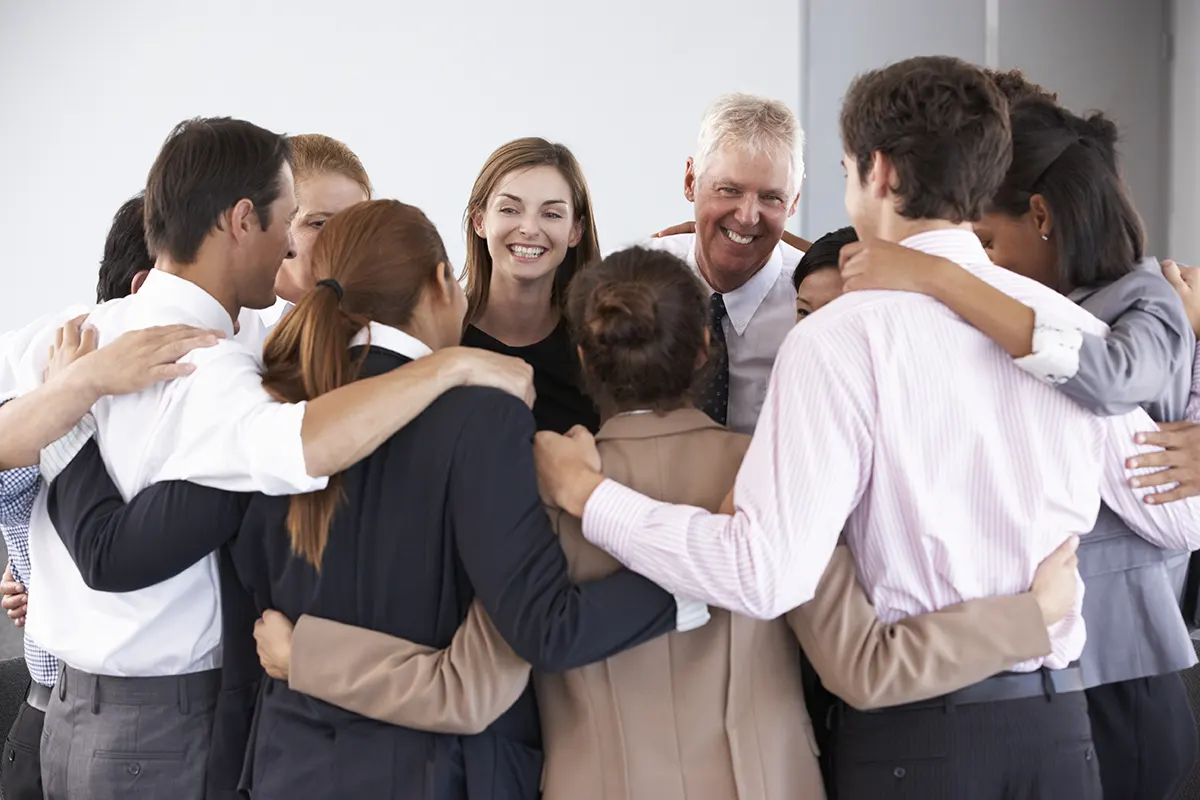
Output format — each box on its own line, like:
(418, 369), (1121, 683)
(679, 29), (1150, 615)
(644, 93), (805, 434)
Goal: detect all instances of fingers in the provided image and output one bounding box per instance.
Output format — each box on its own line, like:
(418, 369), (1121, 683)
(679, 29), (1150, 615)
(1154, 421), (1196, 433)
(0, 575), (24, 596)
(151, 331), (221, 363)
(838, 241), (866, 271)
(1055, 534), (1080, 557)
(652, 222), (696, 238)
(1126, 450), (1175, 470)
(78, 325), (99, 356)
(1143, 484), (1200, 505)
(2, 593), (27, 612)
(1163, 259), (1186, 290)
(1132, 430), (1188, 449)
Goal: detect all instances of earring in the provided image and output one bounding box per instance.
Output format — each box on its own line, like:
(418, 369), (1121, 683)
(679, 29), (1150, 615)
(1041, 234), (1049, 241)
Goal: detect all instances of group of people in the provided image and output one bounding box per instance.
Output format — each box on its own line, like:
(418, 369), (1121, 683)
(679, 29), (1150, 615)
(1, 53), (1200, 799)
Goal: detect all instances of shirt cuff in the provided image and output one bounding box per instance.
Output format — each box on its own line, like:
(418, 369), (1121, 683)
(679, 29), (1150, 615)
(245, 400), (328, 496)
(1012, 311), (1083, 385)
(40, 413), (97, 482)
(674, 596), (710, 632)
(580, 479), (662, 564)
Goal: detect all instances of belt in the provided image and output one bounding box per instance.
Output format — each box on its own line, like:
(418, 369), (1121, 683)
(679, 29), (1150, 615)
(856, 665), (1085, 715)
(26, 681), (51, 713)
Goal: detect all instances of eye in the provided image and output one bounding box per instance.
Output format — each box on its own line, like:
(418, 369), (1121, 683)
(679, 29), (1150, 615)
(499, 207), (518, 215)
(718, 187), (739, 196)
(796, 308), (810, 320)
(544, 211), (564, 220)
(309, 219), (325, 230)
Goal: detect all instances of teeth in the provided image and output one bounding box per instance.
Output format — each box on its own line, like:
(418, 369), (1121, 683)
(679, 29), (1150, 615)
(511, 245), (546, 259)
(724, 228), (753, 245)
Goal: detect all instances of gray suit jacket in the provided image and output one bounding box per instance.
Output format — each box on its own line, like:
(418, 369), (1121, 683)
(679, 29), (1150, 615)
(1069, 258), (1197, 687)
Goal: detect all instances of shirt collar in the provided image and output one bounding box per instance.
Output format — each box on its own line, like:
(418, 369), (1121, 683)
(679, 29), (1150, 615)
(689, 238), (785, 336)
(136, 269), (237, 338)
(350, 321), (433, 360)
(899, 229), (990, 268)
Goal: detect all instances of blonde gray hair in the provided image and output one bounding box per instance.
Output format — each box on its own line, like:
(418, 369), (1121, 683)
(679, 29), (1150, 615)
(693, 93), (805, 197)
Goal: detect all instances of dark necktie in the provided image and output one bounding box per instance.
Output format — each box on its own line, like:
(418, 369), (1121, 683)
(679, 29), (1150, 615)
(699, 293), (730, 427)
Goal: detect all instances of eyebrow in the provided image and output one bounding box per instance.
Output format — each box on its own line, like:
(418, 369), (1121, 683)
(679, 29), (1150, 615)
(497, 193), (568, 207)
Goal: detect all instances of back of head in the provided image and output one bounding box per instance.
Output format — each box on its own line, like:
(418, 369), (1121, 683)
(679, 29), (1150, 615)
(261, 199), (450, 569)
(694, 92), (806, 197)
(567, 247), (709, 415)
(990, 99), (1143, 287)
(463, 137), (600, 322)
(97, 193), (153, 302)
(983, 68), (1060, 108)
(290, 133), (372, 198)
(840, 55), (1012, 223)
(144, 117), (292, 264)
(793, 226), (858, 290)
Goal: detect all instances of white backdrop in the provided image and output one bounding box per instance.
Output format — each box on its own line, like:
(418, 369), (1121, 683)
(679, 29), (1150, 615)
(0, 0), (801, 332)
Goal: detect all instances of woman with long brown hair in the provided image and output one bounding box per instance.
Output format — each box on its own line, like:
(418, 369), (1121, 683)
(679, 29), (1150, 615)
(228, 200), (683, 799)
(461, 137), (602, 433)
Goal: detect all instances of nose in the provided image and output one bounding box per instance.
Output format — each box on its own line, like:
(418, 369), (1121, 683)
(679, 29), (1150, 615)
(734, 195), (760, 228)
(285, 229), (297, 260)
(518, 212), (541, 239)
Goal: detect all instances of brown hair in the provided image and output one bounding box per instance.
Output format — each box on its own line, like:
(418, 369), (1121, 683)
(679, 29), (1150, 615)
(983, 68), (1059, 108)
(144, 117), (292, 263)
(261, 200), (450, 568)
(840, 56), (1012, 224)
(566, 247), (709, 415)
(463, 138), (600, 323)
(290, 133), (372, 199)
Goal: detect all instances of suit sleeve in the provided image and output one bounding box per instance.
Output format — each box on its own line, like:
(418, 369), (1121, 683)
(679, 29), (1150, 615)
(287, 600), (531, 734)
(787, 546), (1051, 710)
(450, 390), (676, 673)
(1053, 273), (1194, 417)
(45, 436), (249, 592)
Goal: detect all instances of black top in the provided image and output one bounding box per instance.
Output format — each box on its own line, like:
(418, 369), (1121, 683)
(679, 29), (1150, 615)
(462, 320), (599, 434)
(46, 345), (675, 800)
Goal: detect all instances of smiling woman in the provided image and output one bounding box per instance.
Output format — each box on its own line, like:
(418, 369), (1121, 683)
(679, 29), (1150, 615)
(273, 134), (373, 305)
(460, 138), (602, 433)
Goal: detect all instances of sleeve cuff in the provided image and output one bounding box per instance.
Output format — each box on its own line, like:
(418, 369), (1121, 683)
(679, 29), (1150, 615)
(1013, 311), (1083, 385)
(580, 479), (661, 563)
(244, 400), (328, 496)
(674, 596), (710, 632)
(40, 413), (98, 482)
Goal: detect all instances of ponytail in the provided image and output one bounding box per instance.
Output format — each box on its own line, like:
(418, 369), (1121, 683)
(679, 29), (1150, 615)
(261, 283), (366, 569)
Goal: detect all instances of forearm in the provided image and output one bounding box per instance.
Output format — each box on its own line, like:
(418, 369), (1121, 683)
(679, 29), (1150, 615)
(300, 351), (465, 478)
(927, 262), (1036, 358)
(0, 373), (98, 469)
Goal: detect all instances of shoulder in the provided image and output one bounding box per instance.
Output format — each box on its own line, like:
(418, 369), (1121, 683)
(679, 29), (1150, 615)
(432, 386), (535, 439)
(1100, 266), (1184, 311)
(632, 234), (695, 261)
(778, 237), (804, 276)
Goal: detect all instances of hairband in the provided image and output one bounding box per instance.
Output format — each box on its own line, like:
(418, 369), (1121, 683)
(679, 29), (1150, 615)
(316, 278), (344, 301)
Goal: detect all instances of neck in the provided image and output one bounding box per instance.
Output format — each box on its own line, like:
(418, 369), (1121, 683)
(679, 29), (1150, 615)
(475, 269), (559, 346)
(155, 246), (240, 323)
(694, 243), (771, 295)
(877, 214), (972, 245)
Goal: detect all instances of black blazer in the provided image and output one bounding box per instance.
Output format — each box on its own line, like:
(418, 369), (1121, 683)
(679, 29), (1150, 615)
(47, 345), (677, 800)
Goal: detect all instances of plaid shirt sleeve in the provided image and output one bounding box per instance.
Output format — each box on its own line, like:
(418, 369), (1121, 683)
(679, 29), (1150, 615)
(0, 466), (39, 585)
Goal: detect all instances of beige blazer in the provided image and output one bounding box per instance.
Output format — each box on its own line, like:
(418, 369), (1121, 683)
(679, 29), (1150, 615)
(286, 409), (1052, 798)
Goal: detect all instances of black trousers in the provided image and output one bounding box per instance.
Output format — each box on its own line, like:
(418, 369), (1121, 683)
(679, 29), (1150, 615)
(832, 690), (1102, 799)
(1086, 672), (1198, 799)
(1, 700), (45, 800)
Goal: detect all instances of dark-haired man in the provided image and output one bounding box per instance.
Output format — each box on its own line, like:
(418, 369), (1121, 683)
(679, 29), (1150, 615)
(534, 56), (1200, 797)
(0, 117), (535, 799)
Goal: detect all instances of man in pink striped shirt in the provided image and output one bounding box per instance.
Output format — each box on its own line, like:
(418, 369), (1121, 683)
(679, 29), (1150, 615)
(532, 56), (1200, 798)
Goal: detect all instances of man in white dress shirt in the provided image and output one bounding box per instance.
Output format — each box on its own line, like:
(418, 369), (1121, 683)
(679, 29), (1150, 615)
(0, 117), (534, 800)
(643, 94), (804, 434)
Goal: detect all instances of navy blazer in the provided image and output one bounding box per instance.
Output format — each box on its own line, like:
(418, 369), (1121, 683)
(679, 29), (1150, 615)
(46, 345), (677, 800)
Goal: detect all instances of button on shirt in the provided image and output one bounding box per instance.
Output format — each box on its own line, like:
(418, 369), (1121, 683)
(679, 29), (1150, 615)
(640, 234), (801, 435)
(4, 270), (327, 677)
(583, 229), (1200, 671)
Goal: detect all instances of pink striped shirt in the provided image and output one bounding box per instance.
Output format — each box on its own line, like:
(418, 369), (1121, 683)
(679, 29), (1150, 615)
(582, 229), (1200, 671)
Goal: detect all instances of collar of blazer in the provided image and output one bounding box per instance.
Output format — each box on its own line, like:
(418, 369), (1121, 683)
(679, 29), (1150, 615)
(595, 406), (727, 442)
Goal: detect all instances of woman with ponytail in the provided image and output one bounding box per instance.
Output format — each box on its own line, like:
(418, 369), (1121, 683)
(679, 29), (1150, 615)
(841, 93), (1200, 798)
(230, 200), (689, 799)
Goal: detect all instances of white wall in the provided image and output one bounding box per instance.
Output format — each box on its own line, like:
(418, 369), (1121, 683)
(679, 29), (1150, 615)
(0, 0), (800, 332)
(1169, 0), (1200, 264)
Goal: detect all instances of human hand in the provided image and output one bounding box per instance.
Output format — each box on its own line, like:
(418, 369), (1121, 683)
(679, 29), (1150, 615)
(1, 564), (27, 628)
(438, 348), (535, 409)
(1030, 536), (1080, 626)
(254, 609), (295, 681)
(651, 221), (696, 238)
(534, 425), (603, 516)
(1126, 422), (1200, 504)
(1162, 259), (1200, 338)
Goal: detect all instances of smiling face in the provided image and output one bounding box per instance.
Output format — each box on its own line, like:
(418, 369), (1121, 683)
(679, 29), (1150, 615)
(274, 171), (370, 303)
(687, 144), (796, 293)
(472, 165), (583, 289)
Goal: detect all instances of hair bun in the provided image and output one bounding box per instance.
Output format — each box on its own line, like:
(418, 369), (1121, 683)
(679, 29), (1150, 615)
(586, 283), (658, 348)
(1080, 112), (1119, 148)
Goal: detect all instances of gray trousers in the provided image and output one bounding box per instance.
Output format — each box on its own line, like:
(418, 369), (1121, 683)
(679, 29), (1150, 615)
(40, 664), (220, 800)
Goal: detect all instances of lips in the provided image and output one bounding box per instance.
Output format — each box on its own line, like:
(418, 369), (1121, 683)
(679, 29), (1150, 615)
(722, 227), (756, 245)
(508, 244), (547, 261)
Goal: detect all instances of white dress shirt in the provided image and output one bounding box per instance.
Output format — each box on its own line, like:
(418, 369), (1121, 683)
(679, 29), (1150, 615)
(640, 234), (801, 435)
(5, 270), (327, 677)
(583, 229), (1200, 671)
